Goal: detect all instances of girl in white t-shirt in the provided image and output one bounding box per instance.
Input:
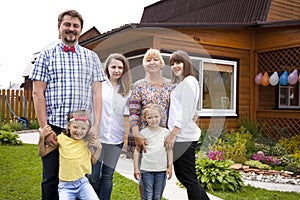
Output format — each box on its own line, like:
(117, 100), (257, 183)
(38, 110), (101, 200)
(134, 103), (173, 200)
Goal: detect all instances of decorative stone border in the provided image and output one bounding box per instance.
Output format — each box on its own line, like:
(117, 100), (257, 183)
(230, 164), (300, 185)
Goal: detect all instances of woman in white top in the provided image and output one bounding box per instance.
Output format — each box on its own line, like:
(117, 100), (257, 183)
(165, 50), (210, 200)
(89, 53), (132, 200)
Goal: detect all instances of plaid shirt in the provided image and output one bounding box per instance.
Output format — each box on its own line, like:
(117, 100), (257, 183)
(30, 40), (105, 128)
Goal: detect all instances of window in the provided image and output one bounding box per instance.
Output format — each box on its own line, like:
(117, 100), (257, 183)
(127, 52), (238, 117)
(278, 84), (300, 109)
(198, 58), (238, 117)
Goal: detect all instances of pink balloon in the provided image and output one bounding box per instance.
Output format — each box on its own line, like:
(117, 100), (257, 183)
(288, 69), (298, 85)
(255, 73), (262, 85)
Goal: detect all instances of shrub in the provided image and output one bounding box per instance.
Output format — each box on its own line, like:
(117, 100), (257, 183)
(1, 120), (25, 132)
(29, 119), (40, 129)
(251, 151), (281, 166)
(244, 160), (271, 170)
(208, 150), (224, 161)
(279, 135), (300, 155)
(1, 124), (12, 132)
(0, 131), (23, 145)
(238, 117), (263, 140)
(285, 162), (300, 176)
(210, 127), (251, 163)
(195, 158), (244, 192)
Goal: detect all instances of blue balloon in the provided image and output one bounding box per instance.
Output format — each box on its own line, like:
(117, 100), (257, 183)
(280, 71), (288, 86)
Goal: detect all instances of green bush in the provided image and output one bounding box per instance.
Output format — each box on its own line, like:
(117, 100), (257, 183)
(279, 135), (300, 156)
(238, 117), (263, 140)
(1, 124), (12, 132)
(0, 131), (23, 145)
(7, 120), (24, 132)
(195, 158), (244, 192)
(244, 160), (271, 170)
(210, 127), (252, 163)
(29, 119), (40, 129)
(285, 162), (300, 176)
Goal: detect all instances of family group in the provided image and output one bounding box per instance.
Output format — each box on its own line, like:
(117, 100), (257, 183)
(31, 9), (210, 200)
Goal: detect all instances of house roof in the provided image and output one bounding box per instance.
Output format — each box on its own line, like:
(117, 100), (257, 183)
(141, 0), (300, 24)
(141, 0), (272, 24)
(77, 0), (300, 47)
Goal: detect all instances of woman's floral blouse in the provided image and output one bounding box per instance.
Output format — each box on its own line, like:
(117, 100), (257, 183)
(129, 78), (175, 130)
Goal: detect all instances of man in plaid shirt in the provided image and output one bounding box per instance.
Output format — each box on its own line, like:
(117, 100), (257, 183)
(30, 10), (105, 200)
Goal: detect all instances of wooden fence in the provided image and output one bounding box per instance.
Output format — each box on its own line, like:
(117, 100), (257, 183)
(0, 89), (36, 122)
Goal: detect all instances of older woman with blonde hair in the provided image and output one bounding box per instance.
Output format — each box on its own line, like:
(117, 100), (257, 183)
(129, 48), (175, 199)
(129, 48), (174, 152)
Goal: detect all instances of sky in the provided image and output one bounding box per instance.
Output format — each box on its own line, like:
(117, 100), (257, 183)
(0, 0), (159, 89)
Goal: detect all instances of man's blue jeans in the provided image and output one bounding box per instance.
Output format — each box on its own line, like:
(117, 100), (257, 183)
(141, 171), (166, 200)
(58, 176), (98, 200)
(89, 143), (123, 200)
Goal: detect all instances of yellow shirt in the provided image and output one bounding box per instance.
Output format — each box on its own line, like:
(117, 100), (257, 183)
(57, 134), (91, 181)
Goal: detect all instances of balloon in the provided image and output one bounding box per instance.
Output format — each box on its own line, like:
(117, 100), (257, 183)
(255, 73), (262, 85)
(288, 69), (298, 85)
(269, 72), (279, 86)
(298, 73), (300, 83)
(260, 72), (270, 86)
(280, 71), (288, 86)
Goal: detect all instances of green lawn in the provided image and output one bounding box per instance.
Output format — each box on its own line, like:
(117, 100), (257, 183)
(0, 144), (299, 200)
(0, 144), (141, 200)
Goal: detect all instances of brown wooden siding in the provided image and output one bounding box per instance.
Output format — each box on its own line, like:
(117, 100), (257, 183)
(267, 0), (300, 21)
(164, 28), (253, 132)
(254, 25), (300, 137)
(254, 26), (300, 51)
(258, 85), (276, 110)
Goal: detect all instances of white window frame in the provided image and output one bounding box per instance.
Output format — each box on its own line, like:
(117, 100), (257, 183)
(198, 57), (238, 117)
(278, 84), (300, 109)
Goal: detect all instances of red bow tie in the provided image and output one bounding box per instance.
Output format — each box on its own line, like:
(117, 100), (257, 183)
(64, 45), (76, 53)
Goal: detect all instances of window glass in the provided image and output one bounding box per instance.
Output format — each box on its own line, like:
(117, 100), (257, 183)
(279, 84), (300, 108)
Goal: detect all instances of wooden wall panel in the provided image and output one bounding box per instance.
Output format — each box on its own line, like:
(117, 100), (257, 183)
(255, 26), (300, 51)
(258, 85), (276, 110)
(176, 28), (254, 51)
(267, 0), (300, 21)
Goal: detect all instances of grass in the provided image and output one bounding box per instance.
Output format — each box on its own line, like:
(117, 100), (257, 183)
(0, 144), (300, 200)
(210, 186), (300, 200)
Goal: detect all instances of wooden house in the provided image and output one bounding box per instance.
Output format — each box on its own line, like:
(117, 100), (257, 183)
(79, 0), (300, 138)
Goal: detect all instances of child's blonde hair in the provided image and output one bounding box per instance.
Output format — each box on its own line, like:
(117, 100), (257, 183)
(142, 103), (164, 121)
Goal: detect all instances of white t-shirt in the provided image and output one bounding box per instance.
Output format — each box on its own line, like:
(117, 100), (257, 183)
(168, 76), (201, 142)
(140, 127), (170, 172)
(99, 77), (131, 144)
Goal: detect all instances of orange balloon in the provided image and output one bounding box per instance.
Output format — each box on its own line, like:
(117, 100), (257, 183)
(298, 73), (300, 83)
(260, 72), (270, 86)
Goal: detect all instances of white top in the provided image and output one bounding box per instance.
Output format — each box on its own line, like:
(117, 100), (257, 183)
(140, 127), (170, 172)
(99, 77), (131, 144)
(168, 76), (201, 142)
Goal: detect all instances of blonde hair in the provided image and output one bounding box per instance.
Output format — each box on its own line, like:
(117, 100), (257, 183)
(142, 48), (165, 66)
(142, 103), (164, 121)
